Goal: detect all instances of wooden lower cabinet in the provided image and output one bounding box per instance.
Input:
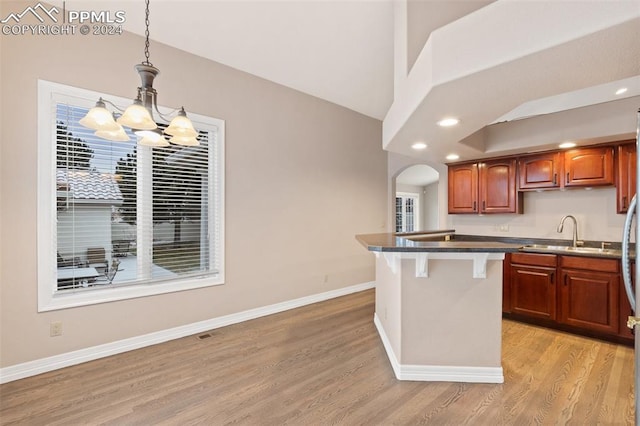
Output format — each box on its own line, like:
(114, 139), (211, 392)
(619, 290), (634, 339)
(619, 262), (635, 340)
(510, 253), (556, 320)
(505, 253), (630, 344)
(559, 268), (619, 335)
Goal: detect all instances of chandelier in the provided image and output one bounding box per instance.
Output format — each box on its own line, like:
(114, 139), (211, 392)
(79, 0), (198, 147)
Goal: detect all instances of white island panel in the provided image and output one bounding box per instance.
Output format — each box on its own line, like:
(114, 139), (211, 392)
(374, 253), (504, 383)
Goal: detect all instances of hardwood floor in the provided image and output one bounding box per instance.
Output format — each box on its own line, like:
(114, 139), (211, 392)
(0, 289), (635, 425)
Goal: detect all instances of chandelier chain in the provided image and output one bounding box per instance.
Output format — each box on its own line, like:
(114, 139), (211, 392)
(80, 0), (198, 146)
(143, 0), (152, 66)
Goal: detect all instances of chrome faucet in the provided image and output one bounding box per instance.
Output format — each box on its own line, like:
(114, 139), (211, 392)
(557, 215), (582, 247)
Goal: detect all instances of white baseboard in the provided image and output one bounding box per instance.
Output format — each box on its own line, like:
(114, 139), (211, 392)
(373, 312), (402, 378)
(373, 313), (504, 384)
(0, 281), (375, 384)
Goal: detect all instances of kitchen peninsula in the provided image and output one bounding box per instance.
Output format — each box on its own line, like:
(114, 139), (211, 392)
(358, 230), (632, 383)
(357, 230), (521, 384)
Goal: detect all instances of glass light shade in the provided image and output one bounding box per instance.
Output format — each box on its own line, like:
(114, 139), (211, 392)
(137, 130), (169, 147)
(139, 136), (170, 147)
(117, 100), (157, 130)
(80, 104), (120, 132)
(164, 108), (197, 137)
(95, 126), (130, 142)
(170, 135), (199, 146)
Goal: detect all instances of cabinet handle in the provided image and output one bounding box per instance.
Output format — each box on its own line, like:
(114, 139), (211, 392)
(553, 174), (557, 185)
(473, 201), (476, 211)
(550, 272), (555, 284)
(564, 274), (568, 286)
(566, 172), (570, 183)
(623, 196), (628, 209)
(483, 200), (486, 211)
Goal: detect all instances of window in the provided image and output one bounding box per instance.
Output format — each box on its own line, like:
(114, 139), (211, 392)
(38, 80), (225, 311)
(395, 192), (419, 233)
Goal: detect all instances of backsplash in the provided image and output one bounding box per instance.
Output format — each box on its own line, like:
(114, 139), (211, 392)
(447, 186), (631, 243)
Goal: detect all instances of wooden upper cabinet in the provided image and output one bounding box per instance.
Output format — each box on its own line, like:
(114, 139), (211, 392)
(448, 163), (478, 214)
(448, 159), (521, 214)
(479, 159), (521, 213)
(448, 141), (626, 215)
(564, 146), (614, 187)
(518, 152), (562, 190)
(616, 143), (636, 213)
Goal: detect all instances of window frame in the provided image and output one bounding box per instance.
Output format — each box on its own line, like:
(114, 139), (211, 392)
(37, 80), (225, 312)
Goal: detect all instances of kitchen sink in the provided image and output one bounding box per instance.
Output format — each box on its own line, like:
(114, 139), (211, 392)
(521, 244), (622, 257)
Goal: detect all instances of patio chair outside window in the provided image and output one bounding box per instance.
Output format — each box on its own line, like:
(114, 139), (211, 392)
(87, 247), (108, 275)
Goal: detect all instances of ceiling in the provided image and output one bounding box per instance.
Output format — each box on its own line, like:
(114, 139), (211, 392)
(49, 0), (395, 120)
(48, 0), (640, 164)
(383, 1), (640, 164)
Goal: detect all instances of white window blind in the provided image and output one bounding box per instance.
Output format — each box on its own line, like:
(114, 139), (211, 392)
(38, 81), (224, 310)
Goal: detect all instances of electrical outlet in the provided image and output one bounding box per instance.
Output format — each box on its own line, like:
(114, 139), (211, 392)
(323, 274), (329, 283)
(499, 224), (509, 232)
(50, 321), (63, 337)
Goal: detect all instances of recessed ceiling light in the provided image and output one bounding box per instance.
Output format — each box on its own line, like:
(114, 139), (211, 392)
(411, 142), (427, 150)
(559, 141), (576, 149)
(437, 118), (459, 127)
(616, 87), (628, 95)
(446, 154), (460, 161)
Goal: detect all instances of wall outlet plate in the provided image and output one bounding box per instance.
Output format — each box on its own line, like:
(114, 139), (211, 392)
(50, 321), (63, 337)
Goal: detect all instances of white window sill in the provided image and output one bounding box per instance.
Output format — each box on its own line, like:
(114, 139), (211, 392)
(38, 275), (224, 312)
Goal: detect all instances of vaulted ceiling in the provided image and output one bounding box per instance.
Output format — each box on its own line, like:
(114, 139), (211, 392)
(48, 1), (640, 161)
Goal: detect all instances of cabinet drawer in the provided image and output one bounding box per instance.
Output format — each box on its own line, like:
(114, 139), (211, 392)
(511, 252), (557, 267)
(559, 255), (619, 273)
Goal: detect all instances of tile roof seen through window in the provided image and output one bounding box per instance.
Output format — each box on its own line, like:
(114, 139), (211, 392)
(56, 169), (123, 202)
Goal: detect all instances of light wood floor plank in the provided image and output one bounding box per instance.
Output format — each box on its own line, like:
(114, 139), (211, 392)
(0, 289), (634, 425)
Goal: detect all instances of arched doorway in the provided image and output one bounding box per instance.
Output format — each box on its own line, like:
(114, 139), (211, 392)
(394, 164), (439, 232)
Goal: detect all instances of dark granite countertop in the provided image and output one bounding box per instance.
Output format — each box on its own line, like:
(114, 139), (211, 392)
(356, 230), (633, 259)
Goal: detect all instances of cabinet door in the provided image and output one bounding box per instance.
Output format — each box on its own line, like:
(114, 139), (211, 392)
(564, 147), (614, 187)
(448, 163), (478, 214)
(518, 152), (562, 190)
(619, 262), (635, 339)
(510, 264), (556, 320)
(503, 253), (511, 313)
(617, 143), (636, 213)
(559, 268), (619, 334)
(619, 284), (634, 339)
(479, 159), (521, 213)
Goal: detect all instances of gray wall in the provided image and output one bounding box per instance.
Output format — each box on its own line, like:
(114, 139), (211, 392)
(423, 182), (439, 230)
(448, 187), (627, 242)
